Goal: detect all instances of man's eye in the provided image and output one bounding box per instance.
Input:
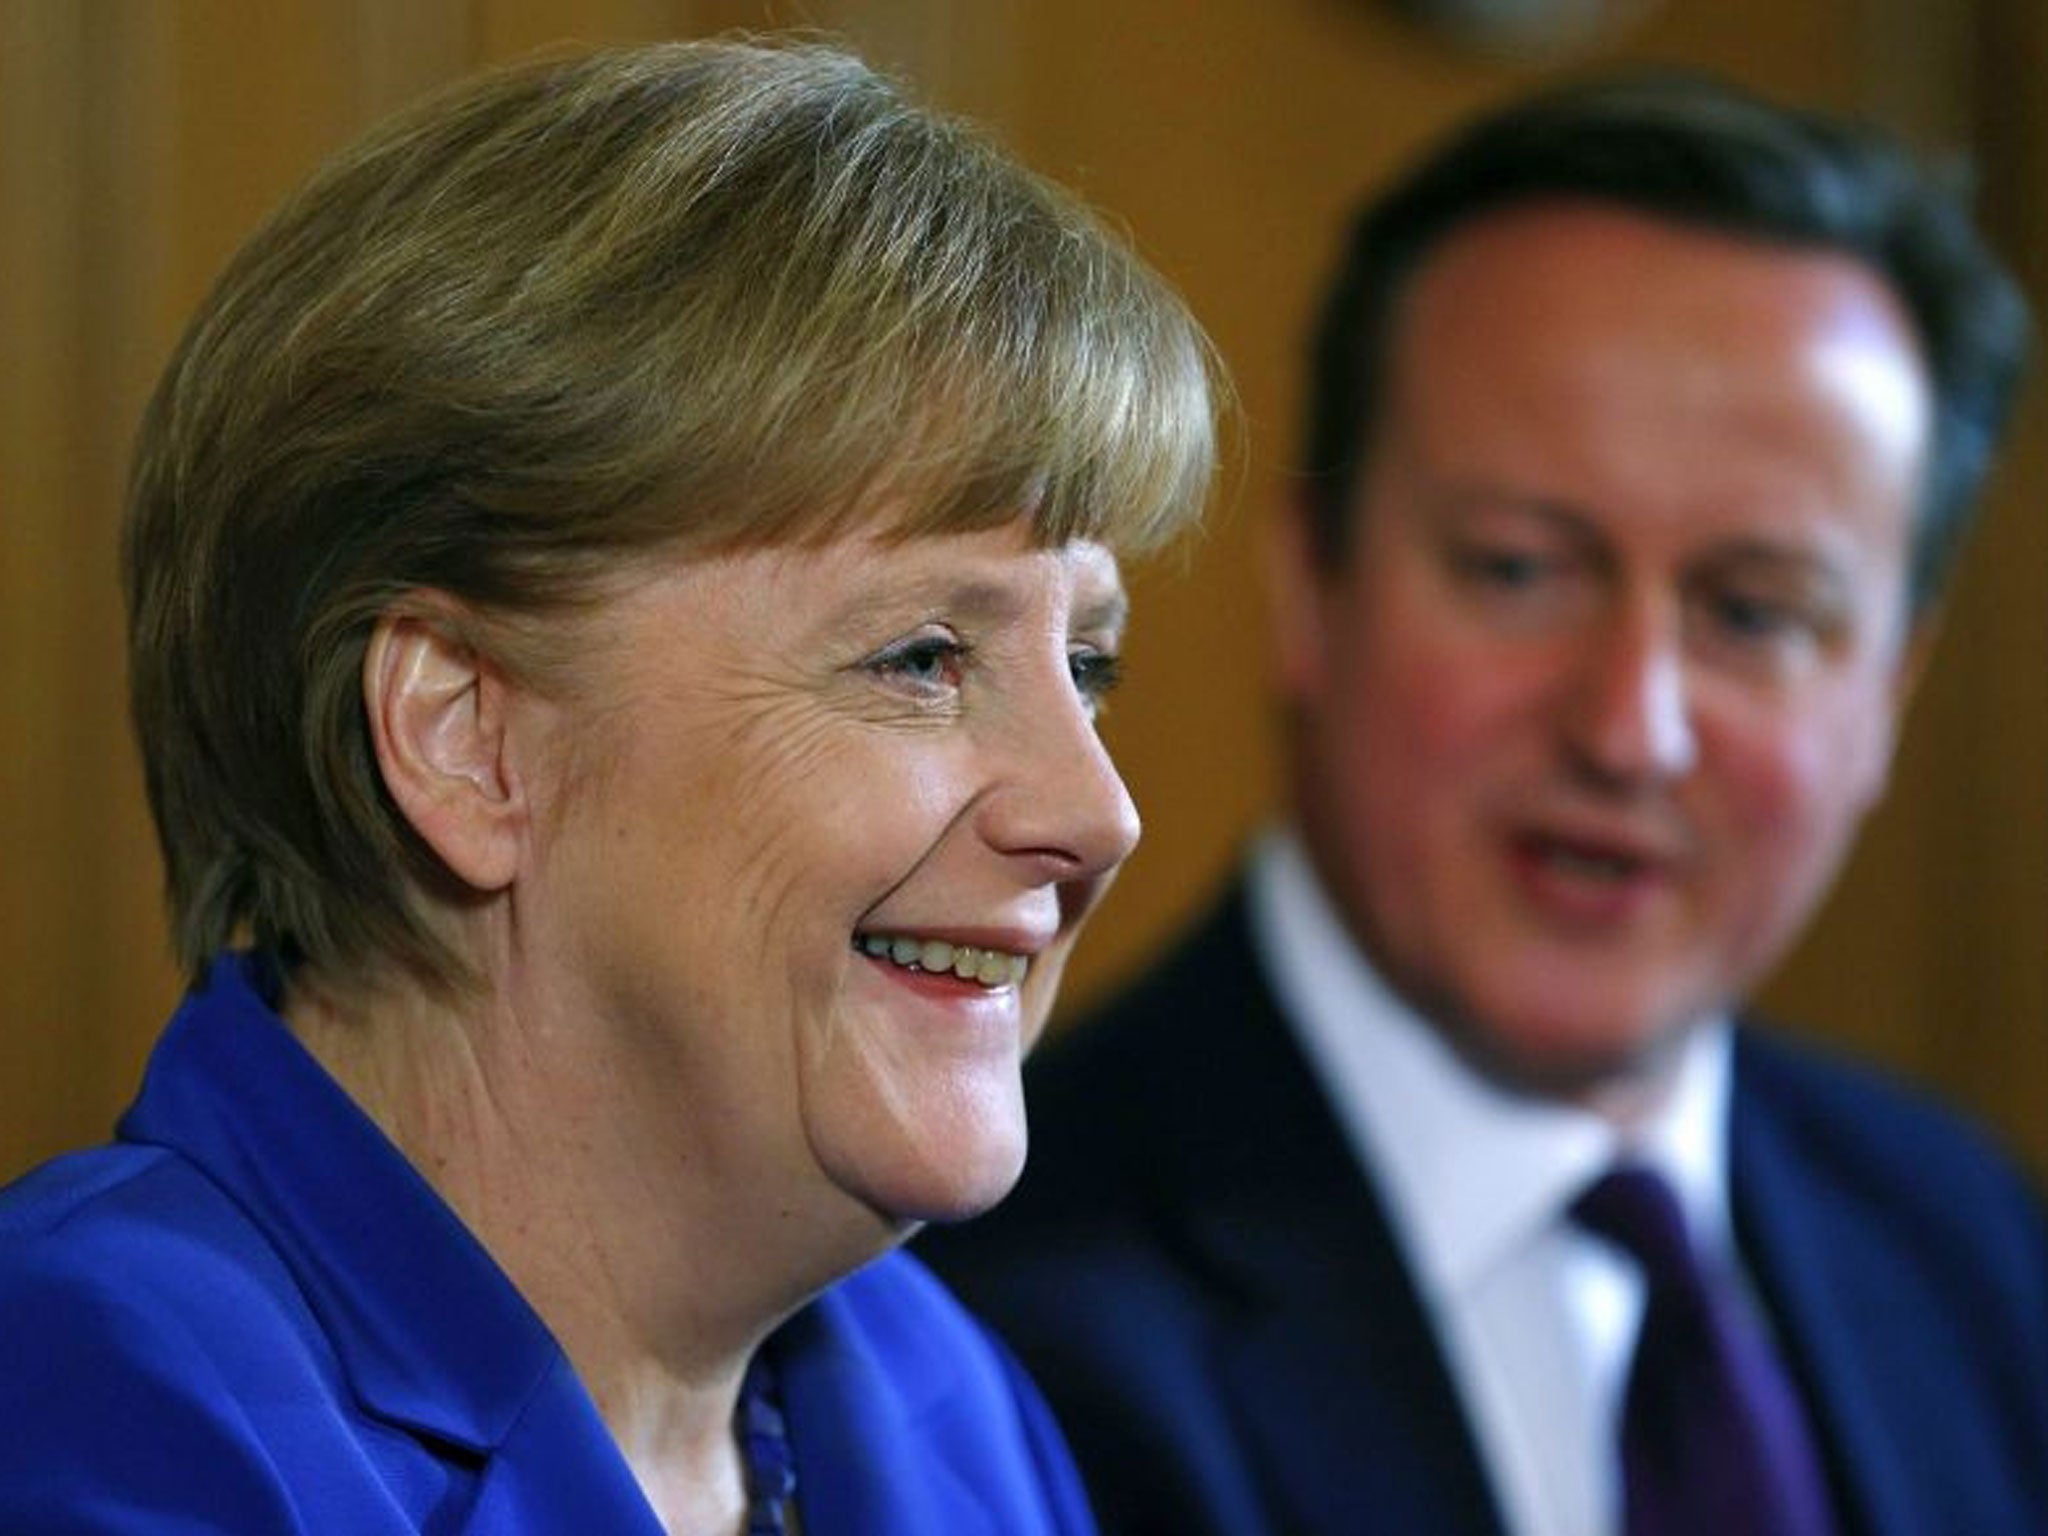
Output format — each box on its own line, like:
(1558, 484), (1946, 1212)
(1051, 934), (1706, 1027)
(868, 635), (969, 691)
(1707, 589), (1819, 645)
(1455, 546), (1551, 588)
(1716, 593), (1788, 636)
(1069, 649), (1125, 714)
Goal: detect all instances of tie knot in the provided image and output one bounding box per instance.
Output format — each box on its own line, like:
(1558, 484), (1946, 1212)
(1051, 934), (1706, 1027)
(1572, 1166), (1699, 1287)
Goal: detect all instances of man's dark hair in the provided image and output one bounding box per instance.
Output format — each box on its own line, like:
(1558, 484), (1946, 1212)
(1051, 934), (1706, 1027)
(1301, 72), (2031, 611)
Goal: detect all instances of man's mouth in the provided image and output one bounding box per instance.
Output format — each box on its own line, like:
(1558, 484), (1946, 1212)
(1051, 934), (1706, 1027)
(1529, 839), (1646, 882)
(855, 933), (1030, 988)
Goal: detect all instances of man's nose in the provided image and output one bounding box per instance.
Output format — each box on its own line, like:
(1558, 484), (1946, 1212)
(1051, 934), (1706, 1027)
(1562, 604), (1699, 787)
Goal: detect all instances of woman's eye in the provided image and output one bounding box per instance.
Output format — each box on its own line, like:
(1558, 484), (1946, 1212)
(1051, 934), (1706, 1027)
(867, 635), (969, 692)
(1069, 649), (1124, 713)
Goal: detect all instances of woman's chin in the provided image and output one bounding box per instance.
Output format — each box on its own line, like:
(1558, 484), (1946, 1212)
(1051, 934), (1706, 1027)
(894, 1155), (1027, 1227)
(818, 1117), (1030, 1231)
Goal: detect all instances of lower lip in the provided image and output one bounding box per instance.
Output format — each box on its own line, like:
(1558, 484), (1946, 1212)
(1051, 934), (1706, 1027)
(857, 952), (1020, 1007)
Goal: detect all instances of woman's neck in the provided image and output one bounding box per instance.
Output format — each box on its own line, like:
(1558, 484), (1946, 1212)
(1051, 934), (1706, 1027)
(280, 970), (825, 1536)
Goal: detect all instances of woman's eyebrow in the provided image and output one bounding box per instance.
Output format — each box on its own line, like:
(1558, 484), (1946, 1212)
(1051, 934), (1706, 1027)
(827, 561), (1127, 634)
(824, 575), (1026, 631)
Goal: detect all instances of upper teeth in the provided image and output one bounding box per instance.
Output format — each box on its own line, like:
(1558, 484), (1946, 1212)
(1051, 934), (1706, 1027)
(858, 934), (1029, 987)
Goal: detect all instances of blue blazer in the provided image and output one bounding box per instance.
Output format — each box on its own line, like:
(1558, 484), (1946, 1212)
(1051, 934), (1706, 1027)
(920, 881), (2048, 1536)
(0, 956), (1095, 1535)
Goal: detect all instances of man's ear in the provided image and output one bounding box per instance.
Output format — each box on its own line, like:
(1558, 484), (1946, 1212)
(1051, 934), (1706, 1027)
(363, 599), (527, 894)
(1893, 605), (1943, 716)
(1267, 490), (1333, 704)
(1859, 605), (1944, 804)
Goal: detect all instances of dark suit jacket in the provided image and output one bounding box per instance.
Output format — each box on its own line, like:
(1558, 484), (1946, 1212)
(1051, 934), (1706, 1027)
(920, 879), (2048, 1536)
(0, 955), (1096, 1535)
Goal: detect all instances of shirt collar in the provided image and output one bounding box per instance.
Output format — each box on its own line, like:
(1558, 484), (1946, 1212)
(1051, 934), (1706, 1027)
(1244, 827), (1736, 1300)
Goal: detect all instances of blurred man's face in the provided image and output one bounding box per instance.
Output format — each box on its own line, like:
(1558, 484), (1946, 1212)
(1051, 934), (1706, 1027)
(1276, 203), (1931, 1101)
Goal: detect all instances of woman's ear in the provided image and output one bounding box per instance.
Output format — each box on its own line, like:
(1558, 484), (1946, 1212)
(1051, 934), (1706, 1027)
(363, 599), (526, 893)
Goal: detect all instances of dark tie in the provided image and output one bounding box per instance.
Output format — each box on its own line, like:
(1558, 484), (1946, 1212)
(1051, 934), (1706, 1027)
(1573, 1167), (1836, 1536)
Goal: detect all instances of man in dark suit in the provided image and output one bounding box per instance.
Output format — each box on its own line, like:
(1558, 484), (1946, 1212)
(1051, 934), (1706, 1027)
(921, 74), (2048, 1536)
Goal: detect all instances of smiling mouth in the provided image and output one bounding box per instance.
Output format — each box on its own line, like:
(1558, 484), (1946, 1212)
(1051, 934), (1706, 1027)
(856, 933), (1030, 988)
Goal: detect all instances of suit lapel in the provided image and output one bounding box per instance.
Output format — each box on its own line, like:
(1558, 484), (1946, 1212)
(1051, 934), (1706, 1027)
(1193, 1193), (1509, 1536)
(1150, 890), (1509, 1536)
(1731, 1035), (1922, 1536)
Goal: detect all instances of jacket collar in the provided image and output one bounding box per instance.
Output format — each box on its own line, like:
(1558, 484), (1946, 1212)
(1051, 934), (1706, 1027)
(116, 954), (562, 1454)
(1133, 887), (1512, 1536)
(1729, 1034), (1940, 1536)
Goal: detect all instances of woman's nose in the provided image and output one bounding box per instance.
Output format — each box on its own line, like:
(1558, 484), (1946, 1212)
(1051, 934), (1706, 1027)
(980, 684), (1142, 884)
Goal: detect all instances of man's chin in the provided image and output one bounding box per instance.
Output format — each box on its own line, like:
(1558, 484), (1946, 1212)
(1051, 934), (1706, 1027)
(1436, 1001), (1698, 1112)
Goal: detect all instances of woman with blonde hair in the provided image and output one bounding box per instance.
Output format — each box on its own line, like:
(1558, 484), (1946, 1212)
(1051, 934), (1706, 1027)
(0, 39), (1217, 1535)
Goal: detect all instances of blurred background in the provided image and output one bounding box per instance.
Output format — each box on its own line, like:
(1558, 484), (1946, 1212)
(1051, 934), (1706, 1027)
(4, 0), (2044, 1182)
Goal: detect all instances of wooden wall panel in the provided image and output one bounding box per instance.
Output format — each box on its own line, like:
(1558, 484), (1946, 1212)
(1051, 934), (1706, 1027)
(2, 1), (181, 1179)
(1922, 0), (2048, 1162)
(1, 2), (100, 1172)
(3, 0), (2042, 1181)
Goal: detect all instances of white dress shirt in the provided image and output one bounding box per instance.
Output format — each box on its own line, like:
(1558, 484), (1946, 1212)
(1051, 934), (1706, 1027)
(1244, 827), (1739, 1536)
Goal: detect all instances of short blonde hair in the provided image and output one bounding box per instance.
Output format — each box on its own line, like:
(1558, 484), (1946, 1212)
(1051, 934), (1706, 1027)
(126, 38), (1220, 991)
